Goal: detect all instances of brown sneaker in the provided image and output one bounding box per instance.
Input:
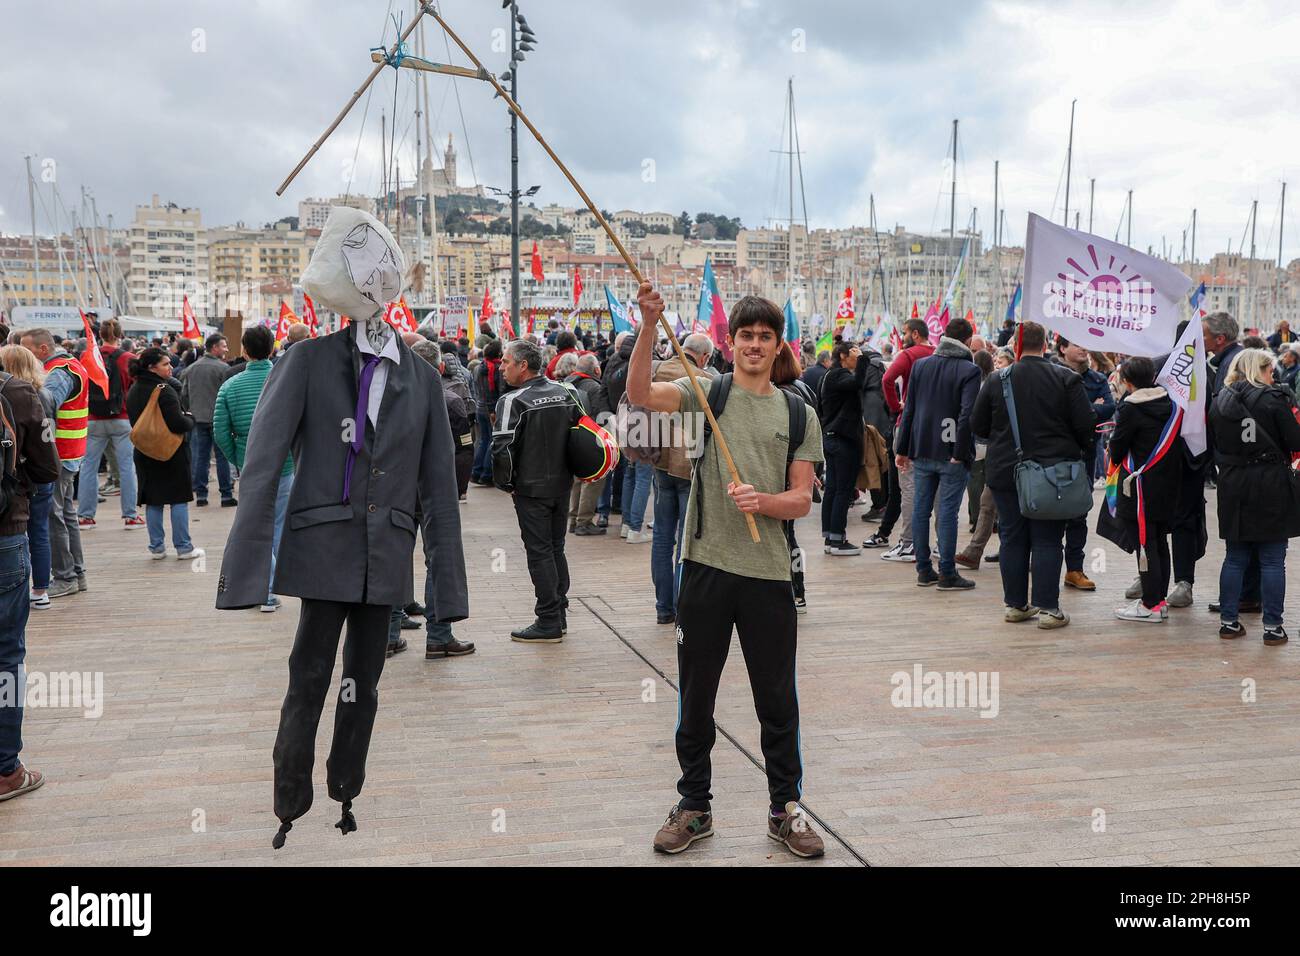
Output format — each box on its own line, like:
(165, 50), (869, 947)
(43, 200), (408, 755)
(0, 762), (44, 802)
(1064, 570), (1096, 591)
(768, 802), (825, 858)
(653, 805), (713, 854)
(955, 552), (981, 571)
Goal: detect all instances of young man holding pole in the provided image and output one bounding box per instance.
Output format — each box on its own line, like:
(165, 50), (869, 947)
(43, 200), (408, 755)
(627, 281), (827, 859)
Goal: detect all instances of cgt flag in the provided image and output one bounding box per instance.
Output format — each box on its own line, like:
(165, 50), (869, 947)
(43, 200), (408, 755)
(572, 268), (584, 307)
(1024, 212), (1192, 357)
(1156, 285), (1210, 456)
(302, 293), (320, 337)
(276, 300), (296, 343)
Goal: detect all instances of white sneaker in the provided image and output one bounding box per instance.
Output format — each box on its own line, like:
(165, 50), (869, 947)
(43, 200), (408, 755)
(149, 550), (168, 560)
(881, 542), (916, 563)
(1037, 608), (1070, 629)
(29, 592), (50, 610)
(626, 530), (652, 544)
(1114, 599), (1164, 623)
(1167, 581), (1193, 608)
(1004, 604), (1040, 623)
(620, 526), (630, 539)
(1124, 577), (1142, 600)
(176, 548), (205, 561)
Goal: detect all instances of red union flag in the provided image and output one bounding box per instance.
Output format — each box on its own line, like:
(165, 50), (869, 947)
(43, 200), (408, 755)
(79, 309), (109, 396)
(181, 295), (202, 340)
(302, 293), (320, 337)
(276, 301), (296, 343)
(835, 286), (854, 324)
(481, 287), (495, 321)
(572, 268), (584, 306)
(1024, 212), (1191, 357)
(531, 242), (544, 283)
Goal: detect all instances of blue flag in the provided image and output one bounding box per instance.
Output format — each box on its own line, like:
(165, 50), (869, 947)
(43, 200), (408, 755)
(605, 285), (632, 335)
(783, 297), (799, 345)
(1005, 282), (1022, 323)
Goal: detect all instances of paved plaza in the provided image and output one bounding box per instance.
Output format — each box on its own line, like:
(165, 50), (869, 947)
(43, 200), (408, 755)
(5, 484), (1300, 866)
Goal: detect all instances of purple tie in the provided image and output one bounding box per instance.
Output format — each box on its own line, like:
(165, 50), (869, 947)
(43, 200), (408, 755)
(342, 353), (382, 504)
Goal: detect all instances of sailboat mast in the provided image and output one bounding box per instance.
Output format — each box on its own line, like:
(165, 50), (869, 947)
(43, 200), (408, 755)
(1088, 178), (1095, 233)
(1126, 190), (1133, 247)
(1247, 199), (1258, 329)
(25, 155), (40, 308)
(949, 119), (958, 239)
(1277, 183), (1286, 329)
(788, 77), (794, 296)
(1191, 208), (1197, 264)
(1063, 99), (1076, 227)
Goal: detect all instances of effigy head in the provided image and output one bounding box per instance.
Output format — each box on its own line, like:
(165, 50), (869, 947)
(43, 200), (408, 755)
(301, 207), (405, 321)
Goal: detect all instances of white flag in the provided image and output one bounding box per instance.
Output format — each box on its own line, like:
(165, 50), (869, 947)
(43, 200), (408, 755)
(1156, 314), (1208, 456)
(1023, 213), (1192, 357)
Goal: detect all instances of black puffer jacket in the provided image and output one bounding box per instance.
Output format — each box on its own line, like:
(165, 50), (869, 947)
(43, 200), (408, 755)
(1209, 381), (1300, 541)
(1107, 387), (1183, 524)
(817, 360), (867, 446)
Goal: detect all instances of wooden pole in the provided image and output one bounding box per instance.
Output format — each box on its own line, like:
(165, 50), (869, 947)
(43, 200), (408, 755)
(425, 4), (761, 541)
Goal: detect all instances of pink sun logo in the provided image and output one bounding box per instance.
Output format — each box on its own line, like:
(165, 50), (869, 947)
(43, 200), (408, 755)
(1057, 244), (1156, 337)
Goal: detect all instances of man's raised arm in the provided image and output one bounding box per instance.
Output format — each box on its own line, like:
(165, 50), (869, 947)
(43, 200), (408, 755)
(625, 281), (684, 413)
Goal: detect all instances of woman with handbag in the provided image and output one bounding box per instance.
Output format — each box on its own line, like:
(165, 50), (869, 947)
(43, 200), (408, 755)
(124, 347), (203, 561)
(1209, 348), (1300, 645)
(0, 346), (56, 610)
(1105, 357), (1183, 624)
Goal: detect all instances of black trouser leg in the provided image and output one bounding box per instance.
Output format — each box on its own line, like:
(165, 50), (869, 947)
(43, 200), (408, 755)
(879, 454), (902, 538)
(325, 602), (392, 810)
(273, 599), (349, 825)
(1171, 464), (1205, 584)
(785, 522), (804, 601)
(1139, 522), (1173, 609)
(514, 494), (567, 628)
(734, 574), (801, 810)
(674, 561), (734, 811)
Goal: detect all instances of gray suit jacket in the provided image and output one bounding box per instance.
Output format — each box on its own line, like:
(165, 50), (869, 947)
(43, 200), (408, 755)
(215, 327), (468, 620)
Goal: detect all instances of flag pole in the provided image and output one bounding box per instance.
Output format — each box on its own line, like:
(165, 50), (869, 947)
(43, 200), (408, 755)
(422, 3), (761, 542)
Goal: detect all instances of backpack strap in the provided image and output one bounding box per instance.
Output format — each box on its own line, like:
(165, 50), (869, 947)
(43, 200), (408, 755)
(998, 366), (1023, 460)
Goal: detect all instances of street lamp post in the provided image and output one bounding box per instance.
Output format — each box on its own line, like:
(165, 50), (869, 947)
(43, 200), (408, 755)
(500, 1), (538, 338)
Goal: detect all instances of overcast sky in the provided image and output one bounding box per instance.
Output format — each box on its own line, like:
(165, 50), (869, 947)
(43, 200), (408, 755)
(2, 0), (1297, 266)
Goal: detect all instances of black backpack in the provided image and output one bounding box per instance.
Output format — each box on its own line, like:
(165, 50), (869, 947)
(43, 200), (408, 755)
(0, 373), (21, 520)
(691, 373), (808, 540)
(87, 346), (125, 417)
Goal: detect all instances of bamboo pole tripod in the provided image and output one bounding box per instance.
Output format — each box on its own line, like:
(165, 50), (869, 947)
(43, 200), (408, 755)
(278, 2), (761, 542)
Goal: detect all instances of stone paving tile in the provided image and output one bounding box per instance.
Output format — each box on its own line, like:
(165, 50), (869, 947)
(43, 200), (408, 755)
(4, 484), (1298, 866)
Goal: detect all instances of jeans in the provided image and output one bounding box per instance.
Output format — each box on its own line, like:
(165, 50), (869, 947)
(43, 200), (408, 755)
(422, 544), (457, 647)
(49, 468), (85, 584)
(26, 483), (54, 591)
(621, 461), (653, 532)
(1219, 539), (1287, 627)
(1064, 514), (1088, 573)
(191, 422), (234, 501)
(0, 535), (32, 776)
(597, 464), (615, 518)
(78, 419), (137, 519)
(269, 472), (293, 603)
(820, 434), (860, 542)
(911, 458), (969, 577)
(651, 470), (692, 616)
(471, 411), (494, 481)
(992, 486), (1066, 611)
(146, 503), (193, 554)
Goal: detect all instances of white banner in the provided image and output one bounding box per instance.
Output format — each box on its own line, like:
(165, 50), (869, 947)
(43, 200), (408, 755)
(1024, 212), (1191, 357)
(444, 294), (468, 334)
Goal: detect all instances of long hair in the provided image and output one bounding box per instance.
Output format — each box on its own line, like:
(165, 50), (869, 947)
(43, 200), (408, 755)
(771, 341), (803, 386)
(0, 344), (46, 387)
(1224, 347), (1277, 389)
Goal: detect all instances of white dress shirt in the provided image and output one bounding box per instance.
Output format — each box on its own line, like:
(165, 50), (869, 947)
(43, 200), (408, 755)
(353, 322), (401, 428)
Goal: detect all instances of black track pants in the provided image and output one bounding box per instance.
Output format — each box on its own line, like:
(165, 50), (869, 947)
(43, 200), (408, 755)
(674, 560), (802, 812)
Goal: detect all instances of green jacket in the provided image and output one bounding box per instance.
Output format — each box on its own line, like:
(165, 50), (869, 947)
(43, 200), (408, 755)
(212, 359), (294, 477)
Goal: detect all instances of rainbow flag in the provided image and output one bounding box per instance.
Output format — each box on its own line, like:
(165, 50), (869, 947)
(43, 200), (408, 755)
(1104, 458), (1121, 517)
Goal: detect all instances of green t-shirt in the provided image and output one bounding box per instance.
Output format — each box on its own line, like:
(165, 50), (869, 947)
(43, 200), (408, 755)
(672, 376), (824, 581)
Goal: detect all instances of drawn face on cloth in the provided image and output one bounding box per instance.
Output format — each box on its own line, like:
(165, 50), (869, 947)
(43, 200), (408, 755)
(301, 207), (406, 349)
